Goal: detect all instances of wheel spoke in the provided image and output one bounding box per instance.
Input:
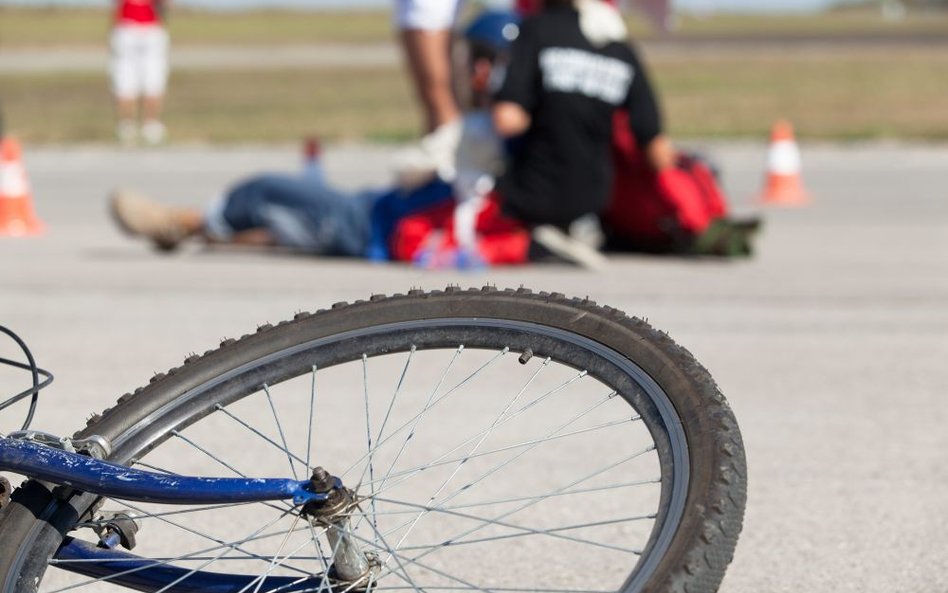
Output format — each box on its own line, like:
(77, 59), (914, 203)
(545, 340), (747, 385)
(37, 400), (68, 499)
(398, 514), (652, 551)
(356, 502), (426, 593)
(352, 476), (659, 519)
(399, 446), (655, 571)
(381, 348), (540, 557)
(360, 415), (636, 493)
(243, 515), (307, 593)
(348, 345), (465, 486)
(374, 496), (645, 555)
(344, 345), (511, 487)
(406, 389), (621, 533)
(359, 360), (586, 498)
(214, 404), (308, 469)
(306, 365), (317, 472)
(74, 501), (259, 528)
(437, 477), (661, 512)
(48, 507), (302, 593)
(111, 498), (315, 575)
(362, 354), (380, 538)
(343, 529), (496, 593)
(171, 430), (247, 477)
(375, 346), (416, 469)
(263, 383), (300, 481)
(148, 506), (298, 593)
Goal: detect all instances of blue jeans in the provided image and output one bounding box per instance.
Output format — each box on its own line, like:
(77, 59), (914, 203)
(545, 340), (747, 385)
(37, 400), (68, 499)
(206, 175), (377, 257)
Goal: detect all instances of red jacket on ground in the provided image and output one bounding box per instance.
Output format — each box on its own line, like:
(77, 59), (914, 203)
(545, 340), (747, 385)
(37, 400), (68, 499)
(391, 193), (530, 266)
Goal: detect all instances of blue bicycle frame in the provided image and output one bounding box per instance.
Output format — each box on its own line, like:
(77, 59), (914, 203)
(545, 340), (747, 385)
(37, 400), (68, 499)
(0, 436), (334, 593)
(0, 438), (326, 506)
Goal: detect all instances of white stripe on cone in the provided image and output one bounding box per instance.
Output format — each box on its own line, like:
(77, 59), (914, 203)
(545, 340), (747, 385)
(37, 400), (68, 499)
(767, 140), (802, 177)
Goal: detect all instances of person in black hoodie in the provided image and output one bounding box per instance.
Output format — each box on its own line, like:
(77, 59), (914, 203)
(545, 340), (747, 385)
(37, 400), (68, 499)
(493, 0), (671, 228)
(494, 0), (759, 258)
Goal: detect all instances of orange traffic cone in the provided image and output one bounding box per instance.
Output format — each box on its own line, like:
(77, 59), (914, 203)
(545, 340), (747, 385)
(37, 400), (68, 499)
(0, 136), (44, 236)
(758, 120), (809, 206)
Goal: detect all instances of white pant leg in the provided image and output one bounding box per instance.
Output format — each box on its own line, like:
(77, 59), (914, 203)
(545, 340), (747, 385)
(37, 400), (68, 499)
(110, 24), (168, 99)
(394, 0), (464, 31)
(141, 26), (169, 98)
(110, 26), (140, 99)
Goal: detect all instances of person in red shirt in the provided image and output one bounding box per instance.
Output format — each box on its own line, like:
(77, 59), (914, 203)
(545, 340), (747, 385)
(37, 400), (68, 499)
(110, 0), (170, 145)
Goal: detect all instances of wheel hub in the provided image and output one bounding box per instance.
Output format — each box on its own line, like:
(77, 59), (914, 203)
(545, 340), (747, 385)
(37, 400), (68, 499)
(302, 467), (379, 588)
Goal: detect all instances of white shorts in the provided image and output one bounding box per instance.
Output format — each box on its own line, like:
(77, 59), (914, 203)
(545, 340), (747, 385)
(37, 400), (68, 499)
(394, 0), (464, 31)
(110, 24), (169, 99)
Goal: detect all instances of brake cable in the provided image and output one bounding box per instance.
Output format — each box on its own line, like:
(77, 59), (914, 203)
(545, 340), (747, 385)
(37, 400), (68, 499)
(0, 325), (54, 432)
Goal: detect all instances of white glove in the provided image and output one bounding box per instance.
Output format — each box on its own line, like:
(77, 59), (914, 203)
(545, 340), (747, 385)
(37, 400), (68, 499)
(393, 120), (463, 190)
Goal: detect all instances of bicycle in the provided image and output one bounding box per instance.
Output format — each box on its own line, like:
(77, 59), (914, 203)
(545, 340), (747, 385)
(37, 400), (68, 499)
(0, 287), (746, 593)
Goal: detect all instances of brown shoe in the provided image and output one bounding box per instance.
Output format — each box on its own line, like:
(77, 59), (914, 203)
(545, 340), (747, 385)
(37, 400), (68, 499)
(109, 188), (189, 252)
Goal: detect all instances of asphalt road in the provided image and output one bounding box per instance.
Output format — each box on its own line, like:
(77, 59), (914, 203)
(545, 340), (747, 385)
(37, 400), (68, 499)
(1, 141), (947, 592)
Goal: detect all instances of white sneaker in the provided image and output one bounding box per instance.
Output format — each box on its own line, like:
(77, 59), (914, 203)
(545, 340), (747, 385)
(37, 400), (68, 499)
(532, 225), (609, 271)
(116, 120), (137, 146)
(141, 120), (167, 145)
(568, 214), (606, 250)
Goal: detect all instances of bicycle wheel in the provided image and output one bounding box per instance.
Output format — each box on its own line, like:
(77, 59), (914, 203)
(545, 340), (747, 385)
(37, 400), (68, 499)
(0, 287), (746, 593)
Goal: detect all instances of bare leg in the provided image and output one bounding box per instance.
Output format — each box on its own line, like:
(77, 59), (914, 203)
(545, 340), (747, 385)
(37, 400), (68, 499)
(115, 97), (138, 123)
(141, 95), (167, 144)
(142, 95), (164, 124)
(115, 97), (138, 144)
(400, 28), (460, 133)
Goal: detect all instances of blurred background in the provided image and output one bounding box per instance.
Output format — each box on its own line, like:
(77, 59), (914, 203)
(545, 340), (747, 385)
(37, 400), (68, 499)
(2, 3), (948, 592)
(2, 0), (947, 144)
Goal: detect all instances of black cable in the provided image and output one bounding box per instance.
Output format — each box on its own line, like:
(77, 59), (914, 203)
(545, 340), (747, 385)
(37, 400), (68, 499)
(0, 325), (54, 431)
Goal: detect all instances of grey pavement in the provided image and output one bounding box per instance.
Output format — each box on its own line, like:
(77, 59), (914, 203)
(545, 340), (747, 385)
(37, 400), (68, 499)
(1, 141), (947, 592)
(0, 44), (401, 74)
(4, 35), (945, 74)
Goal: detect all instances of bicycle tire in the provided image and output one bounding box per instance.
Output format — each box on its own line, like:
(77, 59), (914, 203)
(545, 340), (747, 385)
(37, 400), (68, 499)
(0, 287), (746, 593)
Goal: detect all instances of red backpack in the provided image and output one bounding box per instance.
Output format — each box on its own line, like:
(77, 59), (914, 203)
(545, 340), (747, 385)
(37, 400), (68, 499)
(604, 111), (728, 249)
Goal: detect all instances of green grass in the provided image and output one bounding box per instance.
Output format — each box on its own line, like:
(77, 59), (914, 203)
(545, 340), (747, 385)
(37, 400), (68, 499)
(2, 6), (948, 143)
(2, 6), (947, 48)
(655, 50), (948, 140)
(0, 67), (421, 144)
(4, 49), (947, 144)
(669, 10), (948, 38)
(0, 8), (396, 48)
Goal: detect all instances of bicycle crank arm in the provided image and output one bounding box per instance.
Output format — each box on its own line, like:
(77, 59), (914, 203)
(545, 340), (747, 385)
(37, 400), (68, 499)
(0, 437), (327, 505)
(56, 538), (328, 593)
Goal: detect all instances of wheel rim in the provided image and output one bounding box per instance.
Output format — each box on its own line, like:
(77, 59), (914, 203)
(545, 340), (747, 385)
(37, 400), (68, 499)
(44, 319), (689, 593)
